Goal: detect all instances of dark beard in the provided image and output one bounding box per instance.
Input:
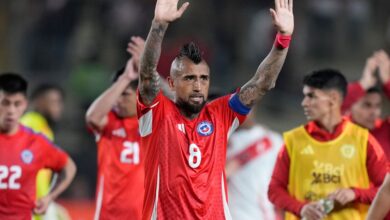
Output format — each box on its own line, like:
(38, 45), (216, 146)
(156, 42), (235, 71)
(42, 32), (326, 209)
(176, 99), (206, 115)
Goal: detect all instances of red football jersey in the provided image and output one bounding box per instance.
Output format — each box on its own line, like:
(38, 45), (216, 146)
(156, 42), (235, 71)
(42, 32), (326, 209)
(0, 125), (68, 220)
(137, 91), (247, 220)
(92, 111), (144, 220)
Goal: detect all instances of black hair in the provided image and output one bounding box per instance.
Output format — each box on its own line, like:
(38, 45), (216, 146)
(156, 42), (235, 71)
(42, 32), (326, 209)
(111, 67), (138, 91)
(366, 87), (381, 95)
(0, 73), (28, 95)
(303, 69), (348, 98)
(31, 84), (65, 101)
(176, 42), (203, 64)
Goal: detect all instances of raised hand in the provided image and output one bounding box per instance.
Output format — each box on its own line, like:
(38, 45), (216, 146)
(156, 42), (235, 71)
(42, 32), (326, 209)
(123, 58), (138, 81)
(270, 0), (294, 35)
(127, 36), (146, 72)
(154, 0), (190, 24)
(360, 55), (378, 90)
(374, 50), (390, 83)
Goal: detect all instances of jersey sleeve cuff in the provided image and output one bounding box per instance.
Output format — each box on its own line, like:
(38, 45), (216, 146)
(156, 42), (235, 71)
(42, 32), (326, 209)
(136, 89), (162, 109)
(52, 152), (69, 172)
(228, 93), (251, 115)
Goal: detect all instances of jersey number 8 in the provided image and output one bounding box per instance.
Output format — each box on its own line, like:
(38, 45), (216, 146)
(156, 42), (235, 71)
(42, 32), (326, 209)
(0, 165), (22, 190)
(188, 143), (202, 169)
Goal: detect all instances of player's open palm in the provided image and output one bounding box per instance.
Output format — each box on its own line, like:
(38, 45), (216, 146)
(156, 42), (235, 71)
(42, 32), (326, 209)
(154, 0), (189, 23)
(127, 36), (145, 72)
(375, 50), (390, 83)
(270, 0), (294, 35)
(360, 56), (378, 89)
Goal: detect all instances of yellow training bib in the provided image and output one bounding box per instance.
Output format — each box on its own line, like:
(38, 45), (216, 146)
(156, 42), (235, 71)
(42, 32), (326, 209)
(284, 121), (370, 220)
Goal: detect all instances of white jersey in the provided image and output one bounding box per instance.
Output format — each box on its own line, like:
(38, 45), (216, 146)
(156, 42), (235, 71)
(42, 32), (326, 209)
(227, 125), (283, 220)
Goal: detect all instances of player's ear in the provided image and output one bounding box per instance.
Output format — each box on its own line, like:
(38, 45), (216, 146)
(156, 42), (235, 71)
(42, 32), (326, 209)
(328, 90), (341, 107)
(167, 76), (175, 91)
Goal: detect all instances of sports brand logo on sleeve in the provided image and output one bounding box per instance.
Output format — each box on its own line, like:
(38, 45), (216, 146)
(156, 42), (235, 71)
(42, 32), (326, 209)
(21, 150), (34, 164)
(197, 121), (214, 136)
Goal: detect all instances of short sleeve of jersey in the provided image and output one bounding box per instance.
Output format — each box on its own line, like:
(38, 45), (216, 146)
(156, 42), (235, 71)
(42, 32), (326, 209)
(208, 92), (248, 126)
(136, 90), (164, 114)
(37, 136), (68, 172)
(136, 90), (168, 137)
(86, 111), (118, 138)
(101, 111), (119, 135)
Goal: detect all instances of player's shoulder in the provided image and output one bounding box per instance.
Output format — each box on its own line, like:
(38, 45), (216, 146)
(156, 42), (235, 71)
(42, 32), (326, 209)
(345, 120), (369, 135)
(207, 94), (231, 105)
(204, 94), (231, 113)
(21, 111), (45, 121)
(19, 125), (38, 136)
(18, 125), (47, 143)
(20, 111), (47, 128)
(283, 124), (305, 139)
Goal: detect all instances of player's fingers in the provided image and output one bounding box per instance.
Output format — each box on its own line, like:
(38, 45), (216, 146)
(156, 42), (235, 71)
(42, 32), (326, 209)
(274, 0), (281, 11)
(128, 44), (141, 55)
(284, 0), (289, 8)
(340, 192), (351, 205)
(127, 45), (136, 54)
(33, 205), (44, 214)
(176, 2), (189, 18)
(331, 190), (340, 200)
(269, 9), (278, 23)
(131, 36), (142, 46)
(279, 0), (285, 9)
(128, 43), (139, 52)
(377, 50), (389, 60)
(327, 191), (336, 200)
(335, 192), (344, 203)
(127, 47), (139, 56)
(309, 207), (324, 220)
(133, 42), (144, 53)
(288, 0), (293, 12)
(127, 42), (136, 50)
(133, 36), (145, 45)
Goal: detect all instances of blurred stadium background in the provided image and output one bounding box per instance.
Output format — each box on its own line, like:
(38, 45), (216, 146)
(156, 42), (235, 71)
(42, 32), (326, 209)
(1, 0), (390, 219)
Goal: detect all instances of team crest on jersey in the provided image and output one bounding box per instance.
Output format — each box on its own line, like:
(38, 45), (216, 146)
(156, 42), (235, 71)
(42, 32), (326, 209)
(21, 150), (34, 164)
(340, 144), (355, 159)
(197, 121), (214, 136)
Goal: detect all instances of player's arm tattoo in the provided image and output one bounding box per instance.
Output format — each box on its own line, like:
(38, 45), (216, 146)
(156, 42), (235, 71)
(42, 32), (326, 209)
(139, 21), (168, 105)
(239, 47), (288, 107)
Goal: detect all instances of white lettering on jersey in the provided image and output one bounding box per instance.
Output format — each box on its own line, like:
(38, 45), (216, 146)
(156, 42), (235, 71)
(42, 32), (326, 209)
(112, 128), (127, 138)
(177, 124), (186, 134)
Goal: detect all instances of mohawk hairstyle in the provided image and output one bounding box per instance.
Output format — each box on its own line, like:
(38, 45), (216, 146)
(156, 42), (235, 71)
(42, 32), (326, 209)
(177, 42), (203, 64)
